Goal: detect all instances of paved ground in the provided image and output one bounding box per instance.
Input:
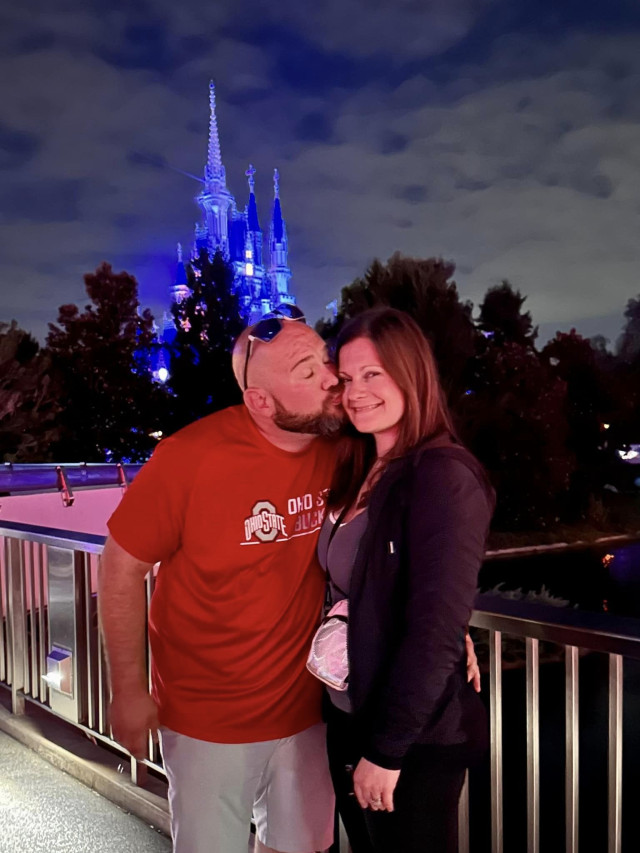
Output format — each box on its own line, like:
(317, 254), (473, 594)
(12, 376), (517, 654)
(0, 730), (172, 853)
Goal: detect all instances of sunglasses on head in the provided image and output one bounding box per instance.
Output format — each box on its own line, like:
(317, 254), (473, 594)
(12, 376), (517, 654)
(243, 304), (306, 390)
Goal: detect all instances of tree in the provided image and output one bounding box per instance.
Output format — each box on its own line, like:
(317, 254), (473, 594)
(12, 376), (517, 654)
(460, 341), (574, 529)
(478, 280), (537, 347)
(46, 263), (170, 462)
(0, 321), (60, 461)
(541, 330), (616, 517)
(168, 249), (244, 431)
(320, 253), (480, 404)
(616, 295), (640, 365)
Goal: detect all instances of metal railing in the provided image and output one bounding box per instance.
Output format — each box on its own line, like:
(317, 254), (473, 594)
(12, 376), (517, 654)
(1, 522), (639, 851)
(0, 522), (163, 783)
(466, 595), (640, 853)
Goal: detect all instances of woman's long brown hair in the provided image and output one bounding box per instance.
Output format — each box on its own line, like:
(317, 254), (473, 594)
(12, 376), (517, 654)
(328, 307), (457, 512)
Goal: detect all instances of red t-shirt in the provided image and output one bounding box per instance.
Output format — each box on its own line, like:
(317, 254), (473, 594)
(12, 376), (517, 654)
(107, 405), (336, 743)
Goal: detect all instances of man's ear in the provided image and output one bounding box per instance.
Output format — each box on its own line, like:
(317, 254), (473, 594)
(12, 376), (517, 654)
(243, 387), (275, 417)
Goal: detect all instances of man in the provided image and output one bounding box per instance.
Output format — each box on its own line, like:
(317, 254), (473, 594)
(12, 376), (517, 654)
(99, 310), (344, 853)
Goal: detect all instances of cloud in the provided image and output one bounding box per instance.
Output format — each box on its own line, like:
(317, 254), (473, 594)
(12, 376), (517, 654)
(0, 123), (42, 169)
(1, 1), (640, 349)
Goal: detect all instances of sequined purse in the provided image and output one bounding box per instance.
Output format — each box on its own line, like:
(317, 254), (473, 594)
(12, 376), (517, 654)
(306, 598), (350, 691)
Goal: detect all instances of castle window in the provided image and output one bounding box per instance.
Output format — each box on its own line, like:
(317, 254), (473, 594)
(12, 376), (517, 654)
(245, 262), (254, 277)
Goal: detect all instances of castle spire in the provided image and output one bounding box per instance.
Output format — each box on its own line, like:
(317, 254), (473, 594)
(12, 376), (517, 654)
(246, 163), (256, 193)
(271, 169), (284, 242)
(206, 80), (225, 185)
(245, 164), (261, 232)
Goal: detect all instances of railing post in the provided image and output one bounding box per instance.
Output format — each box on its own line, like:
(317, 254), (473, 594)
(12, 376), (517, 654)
(489, 629), (503, 853)
(608, 654), (623, 853)
(565, 645), (579, 853)
(6, 537), (26, 715)
(457, 770), (470, 853)
(526, 637), (540, 853)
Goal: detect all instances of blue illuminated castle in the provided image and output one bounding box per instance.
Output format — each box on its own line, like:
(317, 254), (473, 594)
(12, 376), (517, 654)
(169, 82), (294, 326)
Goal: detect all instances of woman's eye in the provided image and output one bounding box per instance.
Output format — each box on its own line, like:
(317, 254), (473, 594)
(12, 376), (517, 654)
(340, 377), (351, 384)
(364, 371), (380, 380)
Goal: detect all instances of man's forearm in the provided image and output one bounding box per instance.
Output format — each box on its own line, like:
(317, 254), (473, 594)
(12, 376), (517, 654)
(98, 537), (152, 696)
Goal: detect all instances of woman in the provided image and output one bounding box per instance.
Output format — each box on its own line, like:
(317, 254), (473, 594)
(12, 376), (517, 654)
(317, 307), (494, 852)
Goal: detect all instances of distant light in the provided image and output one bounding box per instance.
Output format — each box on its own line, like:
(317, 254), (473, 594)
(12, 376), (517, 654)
(245, 262), (254, 277)
(618, 448), (639, 462)
(245, 249), (253, 259)
(464, 389), (473, 396)
(149, 430), (163, 440)
(602, 553), (615, 568)
(157, 367), (169, 383)
(603, 423), (610, 430)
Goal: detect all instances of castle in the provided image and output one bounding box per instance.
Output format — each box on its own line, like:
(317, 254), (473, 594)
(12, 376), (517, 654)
(168, 82), (295, 328)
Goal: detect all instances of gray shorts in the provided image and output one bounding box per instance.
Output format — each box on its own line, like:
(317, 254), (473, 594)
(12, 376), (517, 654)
(160, 722), (335, 853)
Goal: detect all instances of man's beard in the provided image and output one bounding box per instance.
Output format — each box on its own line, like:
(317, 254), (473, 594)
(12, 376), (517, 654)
(273, 395), (345, 438)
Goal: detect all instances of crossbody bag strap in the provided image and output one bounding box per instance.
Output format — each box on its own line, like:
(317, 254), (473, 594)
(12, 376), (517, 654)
(324, 506), (350, 603)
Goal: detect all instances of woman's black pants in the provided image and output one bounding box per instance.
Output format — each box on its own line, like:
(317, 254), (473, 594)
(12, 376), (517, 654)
(326, 700), (468, 853)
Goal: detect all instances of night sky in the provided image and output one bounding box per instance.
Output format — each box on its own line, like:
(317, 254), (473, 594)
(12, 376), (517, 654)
(2, 0), (640, 344)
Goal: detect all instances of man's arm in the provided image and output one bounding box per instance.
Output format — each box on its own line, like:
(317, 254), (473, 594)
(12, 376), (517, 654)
(98, 535), (159, 759)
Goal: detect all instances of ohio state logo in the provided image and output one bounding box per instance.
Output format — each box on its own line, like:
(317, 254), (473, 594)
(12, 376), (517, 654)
(244, 500), (288, 542)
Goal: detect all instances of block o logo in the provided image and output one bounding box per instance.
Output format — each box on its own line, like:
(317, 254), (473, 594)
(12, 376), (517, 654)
(244, 500), (288, 542)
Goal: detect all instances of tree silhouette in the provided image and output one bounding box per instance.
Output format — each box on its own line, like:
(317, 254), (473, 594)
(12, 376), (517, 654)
(0, 322), (60, 461)
(478, 280), (538, 347)
(320, 253), (479, 404)
(461, 340), (574, 529)
(168, 249), (244, 431)
(46, 263), (169, 461)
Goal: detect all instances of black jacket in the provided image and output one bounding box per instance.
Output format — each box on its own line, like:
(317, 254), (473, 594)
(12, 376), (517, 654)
(348, 441), (494, 770)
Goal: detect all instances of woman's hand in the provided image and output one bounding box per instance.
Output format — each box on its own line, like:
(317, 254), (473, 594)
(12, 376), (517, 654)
(466, 631), (481, 693)
(353, 757), (401, 812)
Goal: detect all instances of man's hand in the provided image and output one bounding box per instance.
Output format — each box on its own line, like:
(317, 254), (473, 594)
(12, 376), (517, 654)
(109, 689), (159, 760)
(465, 631), (481, 693)
(353, 757), (401, 813)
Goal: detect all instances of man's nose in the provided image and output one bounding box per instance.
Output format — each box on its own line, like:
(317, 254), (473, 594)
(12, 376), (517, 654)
(321, 363), (340, 389)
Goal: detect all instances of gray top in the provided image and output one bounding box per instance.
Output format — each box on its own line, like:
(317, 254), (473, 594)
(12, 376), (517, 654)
(317, 508), (369, 712)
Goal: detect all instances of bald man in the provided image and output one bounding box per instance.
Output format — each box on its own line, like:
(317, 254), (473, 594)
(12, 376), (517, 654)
(99, 312), (344, 853)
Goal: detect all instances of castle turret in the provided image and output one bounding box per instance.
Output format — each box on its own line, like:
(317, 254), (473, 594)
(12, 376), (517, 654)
(195, 82), (234, 256)
(269, 169), (293, 303)
(171, 243), (190, 304)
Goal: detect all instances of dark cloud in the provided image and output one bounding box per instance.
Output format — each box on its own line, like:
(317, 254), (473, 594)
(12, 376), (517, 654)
(570, 172), (614, 199)
(95, 18), (185, 72)
(395, 184), (429, 204)
(2, 0), (640, 345)
(0, 123), (42, 170)
(294, 112), (334, 143)
(379, 132), (410, 155)
(15, 31), (57, 54)
(127, 150), (169, 170)
(0, 179), (83, 223)
(112, 214), (140, 230)
(454, 178), (491, 192)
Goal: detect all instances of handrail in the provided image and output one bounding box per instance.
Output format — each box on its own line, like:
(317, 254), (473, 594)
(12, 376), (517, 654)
(0, 463), (144, 495)
(0, 521), (106, 554)
(471, 594), (640, 660)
